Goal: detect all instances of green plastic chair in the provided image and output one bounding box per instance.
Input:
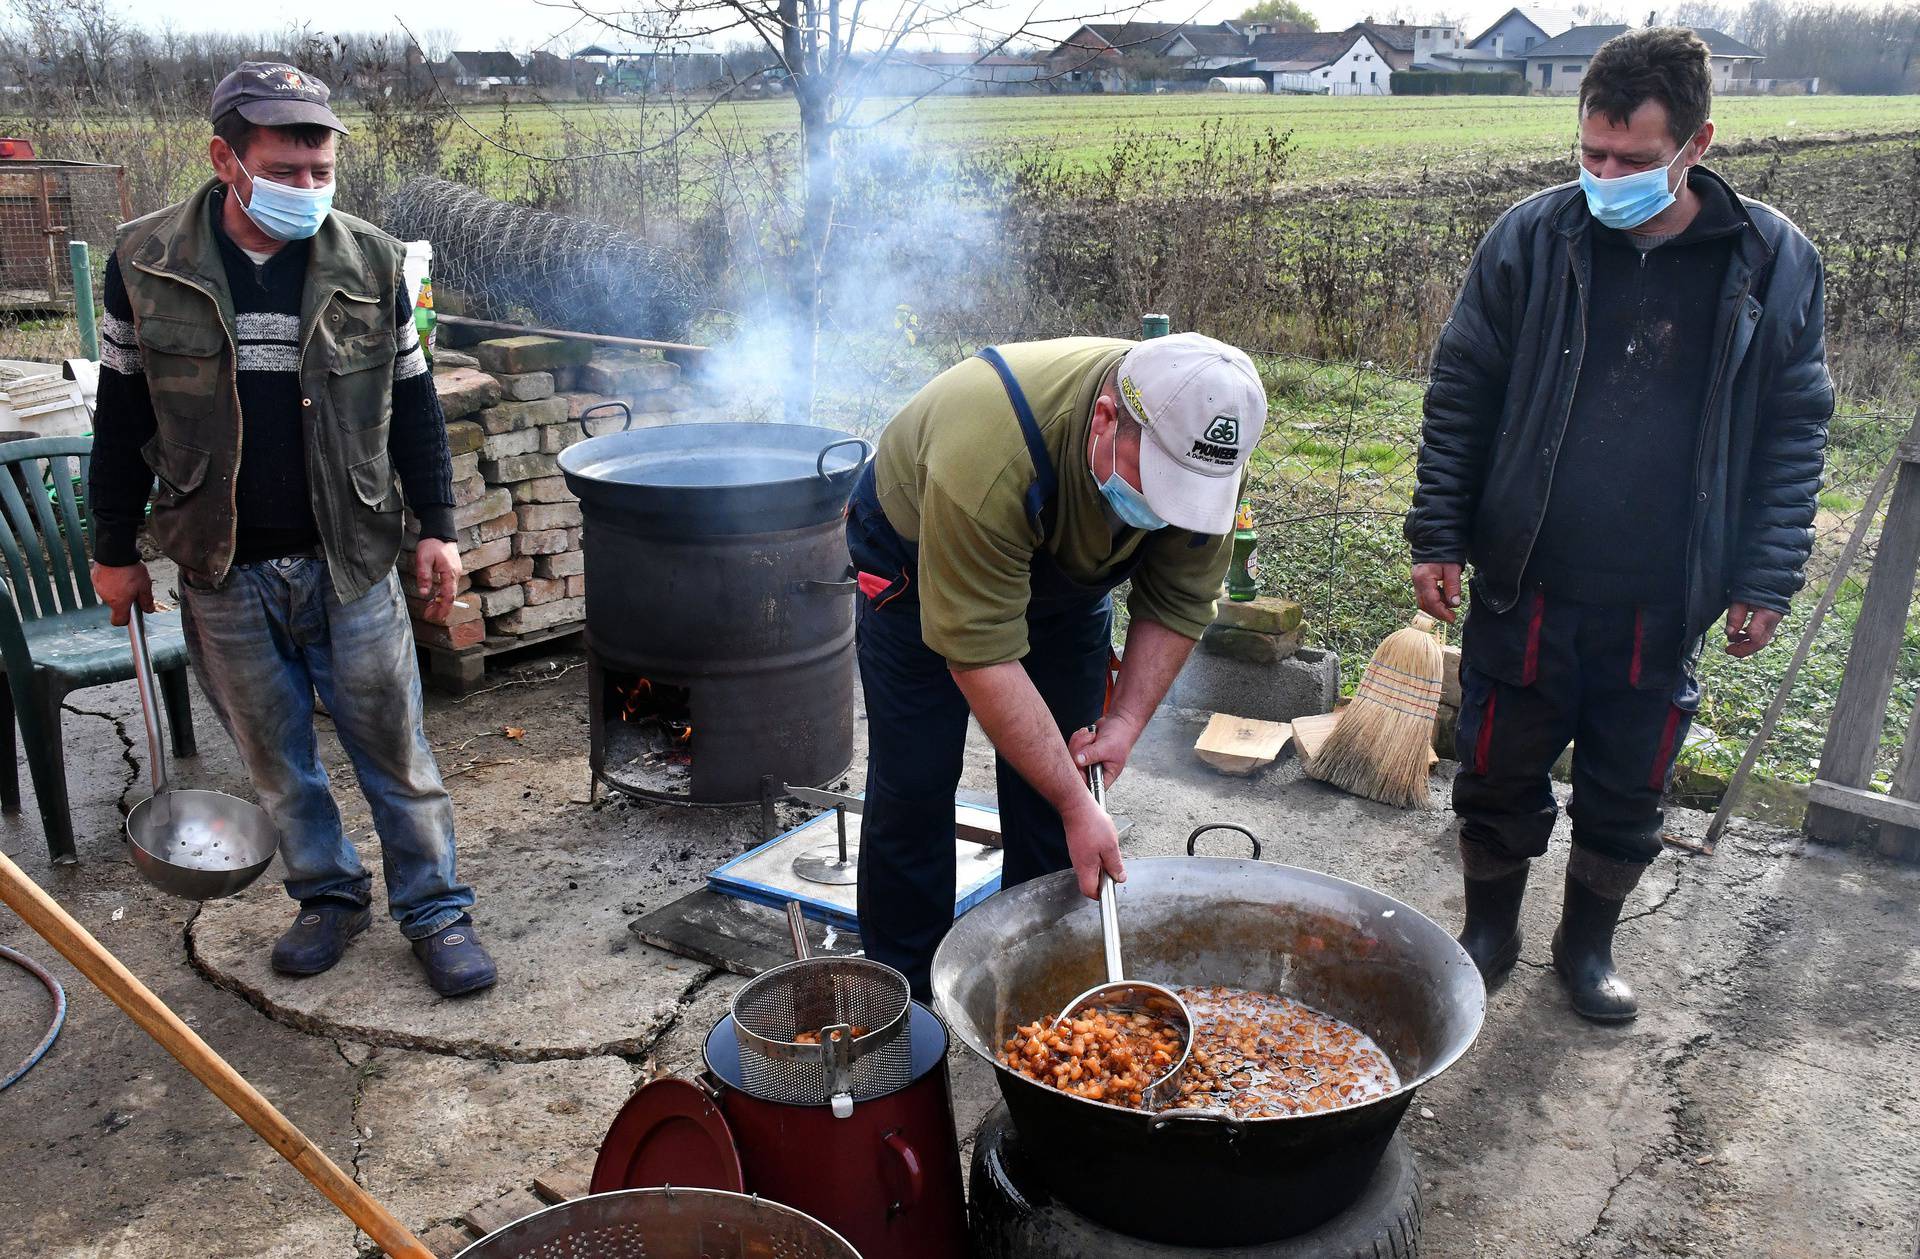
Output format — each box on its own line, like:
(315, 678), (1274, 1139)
(0, 435), (195, 864)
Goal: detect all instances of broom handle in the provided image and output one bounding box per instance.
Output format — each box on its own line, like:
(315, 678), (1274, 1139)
(0, 851), (435, 1259)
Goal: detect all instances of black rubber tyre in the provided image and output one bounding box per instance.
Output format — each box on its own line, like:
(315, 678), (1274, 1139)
(969, 1102), (1422, 1259)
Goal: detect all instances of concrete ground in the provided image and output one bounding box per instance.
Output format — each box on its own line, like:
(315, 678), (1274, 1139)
(2, 617), (1917, 1258)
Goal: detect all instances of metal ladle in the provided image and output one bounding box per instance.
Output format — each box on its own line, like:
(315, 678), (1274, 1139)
(1051, 764), (1193, 1106)
(123, 607), (280, 900)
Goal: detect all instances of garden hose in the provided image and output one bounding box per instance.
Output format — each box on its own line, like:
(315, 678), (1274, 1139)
(0, 942), (66, 1090)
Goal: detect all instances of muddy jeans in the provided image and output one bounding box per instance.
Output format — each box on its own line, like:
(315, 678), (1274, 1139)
(179, 557), (474, 938)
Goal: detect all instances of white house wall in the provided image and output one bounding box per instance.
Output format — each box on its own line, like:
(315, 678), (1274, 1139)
(1310, 36), (1393, 94)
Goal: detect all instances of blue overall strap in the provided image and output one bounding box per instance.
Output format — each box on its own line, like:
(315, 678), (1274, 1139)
(974, 346), (1057, 531)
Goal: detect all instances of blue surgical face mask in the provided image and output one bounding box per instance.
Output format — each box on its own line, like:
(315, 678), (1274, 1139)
(1092, 430), (1169, 531)
(1578, 145), (1687, 231)
(235, 157), (333, 242)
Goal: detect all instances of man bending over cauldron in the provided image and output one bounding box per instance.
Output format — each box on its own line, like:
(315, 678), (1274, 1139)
(1406, 28), (1831, 1021)
(87, 63), (497, 996)
(850, 334), (1269, 999)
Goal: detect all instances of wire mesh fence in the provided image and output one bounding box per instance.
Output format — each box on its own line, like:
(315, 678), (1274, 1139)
(1231, 346), (1918, 788)
(0, 162), (127, 313)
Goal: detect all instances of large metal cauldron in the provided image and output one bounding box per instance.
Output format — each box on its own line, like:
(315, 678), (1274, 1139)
(931, 829), (1484, 1247)
(560, 421), (871, 804)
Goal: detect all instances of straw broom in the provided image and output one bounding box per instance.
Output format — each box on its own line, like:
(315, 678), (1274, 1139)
(1305, 612), (1444, 809)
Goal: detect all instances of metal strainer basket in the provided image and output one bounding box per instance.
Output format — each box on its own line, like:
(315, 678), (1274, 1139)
(453, 1187), (860, 1258)
(730, 905), (912, 1114)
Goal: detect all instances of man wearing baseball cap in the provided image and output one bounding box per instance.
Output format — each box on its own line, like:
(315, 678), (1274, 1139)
(86, 63), (496, 997)
(849, 333), (1268, 996)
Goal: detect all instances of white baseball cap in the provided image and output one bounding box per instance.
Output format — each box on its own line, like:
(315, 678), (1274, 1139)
(1116, 332), (1268, 533)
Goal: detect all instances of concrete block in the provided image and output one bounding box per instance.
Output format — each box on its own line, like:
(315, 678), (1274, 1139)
(565, 573), (586, 598)
(1211, 597), (1304, 635)
(578, 354), (678, 396)
(1169, 646), (1340, 725)
(481, 428), (540, 460)
(433, 368), (502, 420)
(557, 391), (613, 420)
(511, 475), (577, 504)
(473, 335), (593, 376)
(1442, 644), (1463, 710)
(443, 420), (483, 456)
(539, 425), (586, 456)
(450, 474), (488, 507)
(523, 576), (567, 605)
(475, 397), (567, 435)
(431, 348), (479, 370)
(448, 451), (480, 482)
(534, 550), (585, 579)
(412, 617), (483, 650)
(517, 501), (583, 531)
(456, 536), (513, 572)
(516, 528), (572, 557)
(1200, 624), (1303, 664)
(496, 371), (555, 401)
(1433, 701), (1459, 761)
(481, 453), (561, 484)
(474, 583), (525, 617)
(635, 384), (698, 414)
(473, 556), (535, 589)
(492, 595), (586, 635)
(449, 488), (514, 531)
(461, 512), (519, 549)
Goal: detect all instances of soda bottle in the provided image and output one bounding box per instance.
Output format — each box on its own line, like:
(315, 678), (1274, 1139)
(413, 278), (436, 367)
(1227, 498), (1259, 602)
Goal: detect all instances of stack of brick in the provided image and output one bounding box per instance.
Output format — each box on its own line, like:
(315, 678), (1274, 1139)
(402, 333), (721, 658)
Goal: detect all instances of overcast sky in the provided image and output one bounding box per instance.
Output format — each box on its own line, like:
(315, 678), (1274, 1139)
(117, 0), (1651, 56)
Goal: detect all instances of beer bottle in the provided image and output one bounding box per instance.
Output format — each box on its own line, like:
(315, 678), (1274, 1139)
(1227, 498), (1259, 602)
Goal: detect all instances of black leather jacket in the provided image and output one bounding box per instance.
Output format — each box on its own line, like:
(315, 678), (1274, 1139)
(1405, 167), (1833, 644)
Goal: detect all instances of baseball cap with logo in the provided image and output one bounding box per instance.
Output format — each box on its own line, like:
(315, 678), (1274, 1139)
(210, 62), (348, 134)
(1115, 332), (1268, 534)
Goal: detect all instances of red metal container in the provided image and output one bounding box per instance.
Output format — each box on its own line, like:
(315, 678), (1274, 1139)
(707, 1003), (968, 1259)
(594, 1002), (968, 1259)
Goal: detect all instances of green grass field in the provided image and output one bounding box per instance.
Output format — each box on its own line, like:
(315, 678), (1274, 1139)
(456, 91), (1920, 180)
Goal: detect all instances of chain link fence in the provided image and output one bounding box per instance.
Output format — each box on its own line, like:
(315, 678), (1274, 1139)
(1232, 346), (1917, 788)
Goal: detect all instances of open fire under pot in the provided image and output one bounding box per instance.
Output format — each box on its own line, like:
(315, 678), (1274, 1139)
(931, 826), (1485, 1251)
(560, 410), (872, 806)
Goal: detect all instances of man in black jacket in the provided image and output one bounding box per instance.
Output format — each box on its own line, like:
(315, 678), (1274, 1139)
(1405, 28), (1831, 1022)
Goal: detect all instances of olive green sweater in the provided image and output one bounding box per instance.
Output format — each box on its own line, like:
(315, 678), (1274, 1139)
(871, 337), (1235, 668)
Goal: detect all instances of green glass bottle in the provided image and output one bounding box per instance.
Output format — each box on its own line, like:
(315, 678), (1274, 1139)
(413, 278), (437, 367)
(1227, 498), (1259, 602)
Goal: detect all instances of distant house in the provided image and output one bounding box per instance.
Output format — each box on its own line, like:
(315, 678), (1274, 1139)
(1044, 20), (1401, 93)
(1521, 25), (1763, 94)
(528, 51), (601, 90)
(609, 50), (728, 93)
(844, 50), (1044, 96)
(448, 51), (528, 88)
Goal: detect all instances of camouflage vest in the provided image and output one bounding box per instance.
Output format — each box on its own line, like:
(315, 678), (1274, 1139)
(115, 179), (407, 603)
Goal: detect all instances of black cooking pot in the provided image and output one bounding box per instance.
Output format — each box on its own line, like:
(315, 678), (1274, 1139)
(558, 413), (872, 535)
(930, 827), (1484, 1247)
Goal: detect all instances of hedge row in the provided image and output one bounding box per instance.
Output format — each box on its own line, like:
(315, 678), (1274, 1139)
(1390, 71), (1531, 95)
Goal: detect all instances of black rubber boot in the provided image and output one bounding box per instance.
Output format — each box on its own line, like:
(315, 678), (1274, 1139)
(411, 916), (498, 997)
(271, 901), (371, 976)
(1457, 866), (1528, 983)
(1550, 853), (1645, 1023)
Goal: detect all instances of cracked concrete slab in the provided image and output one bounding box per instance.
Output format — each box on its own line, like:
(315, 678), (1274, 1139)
(5, 644), (1919, 1259)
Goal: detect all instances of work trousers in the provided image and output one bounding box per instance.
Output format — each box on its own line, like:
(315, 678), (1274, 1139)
(855, 592), (1111, 1000)
(180, 557), (474, 938)
(1453, 591), (1701, 868)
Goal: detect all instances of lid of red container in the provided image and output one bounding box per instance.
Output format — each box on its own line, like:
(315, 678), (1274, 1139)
(590, 1077), (745, 1195)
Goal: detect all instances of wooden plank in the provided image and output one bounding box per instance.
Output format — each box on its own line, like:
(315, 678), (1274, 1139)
(1195, 712), (1291, 776)
(532, 1150), (598, 1204)
(1807, 779), (1920, 831)
(955, 803), (1003, 848)
(1290, 712), (1341, 773)
(419, 1223), (478, 1259)
(1807, 419), (1920, 844)
(463, 1187), (548, 1239)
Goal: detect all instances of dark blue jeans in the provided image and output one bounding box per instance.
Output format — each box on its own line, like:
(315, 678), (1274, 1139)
(855, 592), (1111, 999)
(1453, 591), (1701, 867)
(180, 558), (474, 938)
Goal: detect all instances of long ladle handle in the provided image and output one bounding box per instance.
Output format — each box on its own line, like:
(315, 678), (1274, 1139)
(1087, 764), (1123, 984)
(127, 607), (168, 798)
(0, 849), (434, 1259)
